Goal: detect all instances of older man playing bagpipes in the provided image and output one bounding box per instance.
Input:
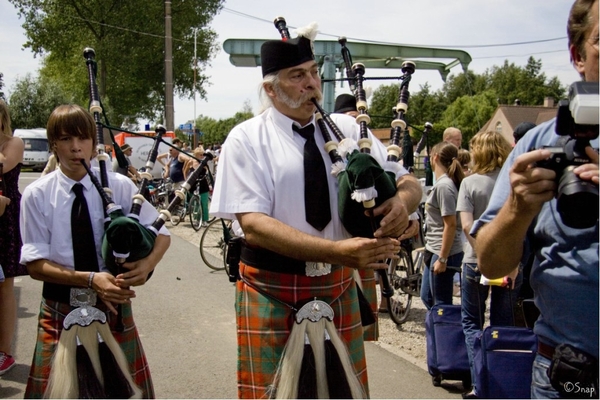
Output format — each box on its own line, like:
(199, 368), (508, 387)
(210, 19), (422, 399)
(20, 102), (171, 397)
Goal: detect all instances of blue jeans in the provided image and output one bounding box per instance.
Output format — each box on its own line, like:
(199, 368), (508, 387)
(420, 252), (463, 310)
(461, 263), (523, 393)
(531, 353), (561, 398)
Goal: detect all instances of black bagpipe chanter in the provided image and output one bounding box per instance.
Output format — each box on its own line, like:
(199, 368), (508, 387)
(80, 47), (213, 273)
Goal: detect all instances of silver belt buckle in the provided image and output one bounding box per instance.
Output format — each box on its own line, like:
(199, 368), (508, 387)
(305, 262), (331, 277)
(70, 288), (97, 307)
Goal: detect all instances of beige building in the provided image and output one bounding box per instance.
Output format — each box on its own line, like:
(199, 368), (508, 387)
(477, 97), (558, 145)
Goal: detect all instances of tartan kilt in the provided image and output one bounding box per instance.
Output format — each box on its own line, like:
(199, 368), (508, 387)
(236, 262), (369, 399)
(357, 268), (379, 341)
(24, 298), (154, 399)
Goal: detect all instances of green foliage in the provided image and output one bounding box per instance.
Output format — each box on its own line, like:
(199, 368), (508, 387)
(439, 90), (499, 146)
(0, 73), (5, 100)
(441, 70), (488, 103)
(8, 0), (224, 124)
(8, 73), (71, 129)
(487, 57), (566, 105)
(369, 57), (567, 146)
(368, 84), (400, 128)
(195, 109), (254, 146)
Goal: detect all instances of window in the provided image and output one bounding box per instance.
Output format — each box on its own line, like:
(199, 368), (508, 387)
(495, 121), (502, 134)
(23, 139), (49, 152)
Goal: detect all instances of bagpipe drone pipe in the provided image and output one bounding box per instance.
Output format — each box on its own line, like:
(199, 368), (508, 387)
(82, 47), (211, 277)
(315, 41), (416, 302)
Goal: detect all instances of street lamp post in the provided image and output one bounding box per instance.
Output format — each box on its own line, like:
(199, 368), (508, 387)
(193, 28), (197, 148)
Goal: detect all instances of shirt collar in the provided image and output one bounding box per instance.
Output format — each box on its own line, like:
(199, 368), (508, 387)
(57, 167), (95, 194)
(268, 107), (315, 139)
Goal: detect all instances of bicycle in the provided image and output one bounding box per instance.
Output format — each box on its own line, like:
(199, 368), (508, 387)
(385, 202), (427, 325)
(189, 190), (216, 231)
(199, 218), (233, 272)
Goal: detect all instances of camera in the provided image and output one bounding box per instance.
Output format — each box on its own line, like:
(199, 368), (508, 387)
(536, 81), (599, 229)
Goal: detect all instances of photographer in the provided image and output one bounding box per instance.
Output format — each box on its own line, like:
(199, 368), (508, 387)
(472, 1), (598, 398)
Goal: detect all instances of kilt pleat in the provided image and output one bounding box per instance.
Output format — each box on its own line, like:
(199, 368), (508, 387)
(236, 262), (369, 399)
(24, 298), (154, 399)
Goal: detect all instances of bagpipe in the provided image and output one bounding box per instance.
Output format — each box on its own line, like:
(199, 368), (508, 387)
(311, 42), (416, 301)
(44, 47), (212, 399)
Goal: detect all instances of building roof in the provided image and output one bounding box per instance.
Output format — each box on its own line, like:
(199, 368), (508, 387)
(479, 105), (557, 133)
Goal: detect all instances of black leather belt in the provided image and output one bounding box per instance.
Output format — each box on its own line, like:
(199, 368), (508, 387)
(240, 241), (306, 275)
(538, 340), (556, 360)
(43, 282), (75, 304)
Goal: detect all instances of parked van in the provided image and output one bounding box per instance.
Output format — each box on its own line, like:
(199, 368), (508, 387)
(14, 129), (50, 171)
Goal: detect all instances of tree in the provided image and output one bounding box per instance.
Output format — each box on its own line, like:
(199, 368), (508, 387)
(439, 90), (499, 145)
(487, 57), (566, 105)
(9, 0), (224, 123)
(0, 73), (5, 101)
(441, 70), (488, 103)
(195, 108), (253, 145)
(8, 74), (71, 129)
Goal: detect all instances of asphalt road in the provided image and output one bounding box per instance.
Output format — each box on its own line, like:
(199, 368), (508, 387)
(0, 171), (461, 399)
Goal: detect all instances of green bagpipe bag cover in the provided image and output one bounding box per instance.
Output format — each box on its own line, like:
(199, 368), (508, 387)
(101, 209), (156, 275)
(337, 150), (397, 238)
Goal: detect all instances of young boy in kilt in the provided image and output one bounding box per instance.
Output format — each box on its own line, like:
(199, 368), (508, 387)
(20, 104), (170, 398)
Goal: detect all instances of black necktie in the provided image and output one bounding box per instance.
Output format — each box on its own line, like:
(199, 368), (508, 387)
(293, 124), (331, 231)
(71, 183), (99, 272)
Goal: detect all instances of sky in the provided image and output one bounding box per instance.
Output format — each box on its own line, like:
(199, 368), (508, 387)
(0, 0), (582, 128)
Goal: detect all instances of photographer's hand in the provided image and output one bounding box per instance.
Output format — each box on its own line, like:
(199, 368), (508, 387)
(573, 147), (599, 185)
(509, 149), (557, 218)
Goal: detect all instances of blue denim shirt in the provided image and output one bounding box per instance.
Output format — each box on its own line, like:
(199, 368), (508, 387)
(472, 118), (599, 358)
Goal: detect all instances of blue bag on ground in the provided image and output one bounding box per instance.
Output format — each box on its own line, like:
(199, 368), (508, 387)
(473, 325), (537, 398)
(426, 304), (471, 386)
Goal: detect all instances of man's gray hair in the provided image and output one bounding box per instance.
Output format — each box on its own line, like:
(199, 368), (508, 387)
(258, 72), (280, 111)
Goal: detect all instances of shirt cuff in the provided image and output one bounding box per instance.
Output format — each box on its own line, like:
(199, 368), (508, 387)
(20, 243), (51, 265)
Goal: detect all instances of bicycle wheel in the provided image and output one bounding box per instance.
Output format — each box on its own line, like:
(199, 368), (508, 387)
(170, 203), (185, 226)
(222, 236), (230, 276)
(206, 194), (216, 223)
(189, 195), (202, 231)
(387, 248), (413, 325)
(156, 193), (169, 212)
(199, 219), (227, 271)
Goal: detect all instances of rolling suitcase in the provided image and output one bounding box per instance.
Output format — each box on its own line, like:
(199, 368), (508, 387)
(472, 325), (537, 398)
(425, 267), (471, 388)
(472, 282), (537, 398)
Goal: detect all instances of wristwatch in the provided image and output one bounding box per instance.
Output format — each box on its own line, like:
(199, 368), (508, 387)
(438, 257), (448, 264)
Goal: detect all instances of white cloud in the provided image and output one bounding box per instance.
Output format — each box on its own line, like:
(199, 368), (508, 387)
(1, 0), (581, 127)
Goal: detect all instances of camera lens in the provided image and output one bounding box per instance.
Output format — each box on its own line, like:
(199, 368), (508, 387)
(556, 166), (599, 229)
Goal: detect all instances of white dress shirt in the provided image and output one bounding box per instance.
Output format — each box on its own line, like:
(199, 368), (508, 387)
(210, 107), (409, 240)
(20, 168), (169, 273)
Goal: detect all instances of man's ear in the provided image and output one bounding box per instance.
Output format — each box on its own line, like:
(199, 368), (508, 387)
(570, 43), (586, 77)
(263, 83), (276, 99)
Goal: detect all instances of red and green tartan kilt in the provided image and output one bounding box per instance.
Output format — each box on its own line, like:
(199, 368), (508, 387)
(236, 262), (369, 399)
(24, 298), (154, 399)
(357, 268), (379, 341)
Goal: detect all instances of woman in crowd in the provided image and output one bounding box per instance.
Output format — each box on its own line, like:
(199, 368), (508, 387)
(183, 146), (211, 227)
(420, 141), (464, 309)
(457, 130), (521, 398)
(0, 100), (26, 376)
